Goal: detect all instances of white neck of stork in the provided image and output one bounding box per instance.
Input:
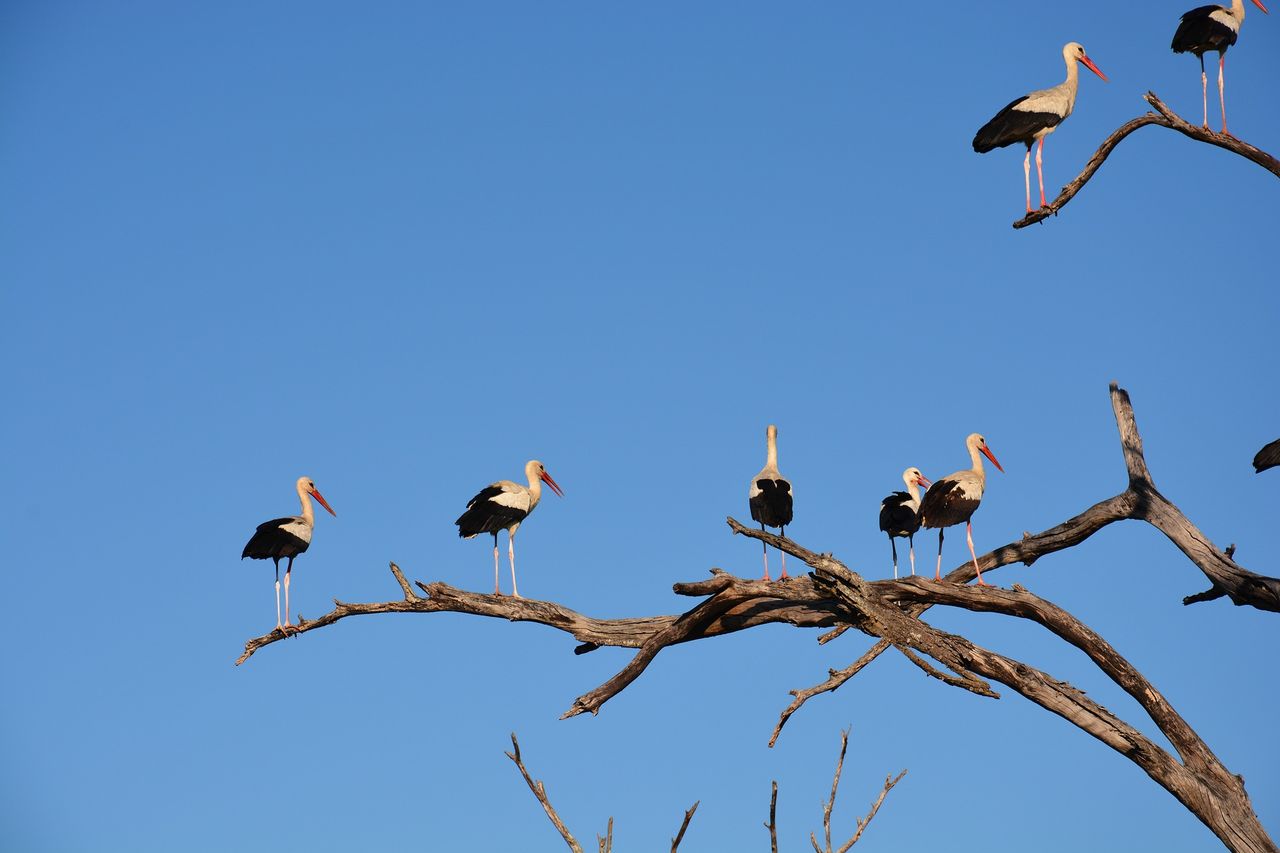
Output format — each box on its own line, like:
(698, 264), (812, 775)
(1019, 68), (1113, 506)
(294, 475), (336, 526)
(295, 476), (317, 526)
(1058, 42), (1108, 116)
(523, 459), (564, 510)
(1234, 0), (1268, 23)
(902, 468), (928, 503)
(964, 433), (1004, 485)
(765, 424), (779, 470)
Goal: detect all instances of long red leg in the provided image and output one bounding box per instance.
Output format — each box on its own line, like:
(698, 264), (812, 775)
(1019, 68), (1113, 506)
(1035, 137), (1047, 208)
(890, 535), (899, 580)
(1200, 54), (1209, 129)
(492, 533), (501, 595)
(274, 560), (284, 633)
(779, 526), (788, 579)
(935, 528), (945, 581)
(760, 530), (771, 582)
(283, 556), (295, 630)
(509, 531), (520, 598)
(1219, 53), (1229, 136)
(967, 521), (988, 586)
(1022, 147), (1032, 213)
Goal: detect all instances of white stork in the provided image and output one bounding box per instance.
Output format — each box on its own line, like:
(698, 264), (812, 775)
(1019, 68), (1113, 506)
(748, 424), (794, 581)
(455, 459), (563, 597)
(917, 434), (1003, 586)
(241, 475), (337, 634)
(879, 467), (931, 579)
(973, 42), (1108, 213)
(1172, 0), (1269, 135)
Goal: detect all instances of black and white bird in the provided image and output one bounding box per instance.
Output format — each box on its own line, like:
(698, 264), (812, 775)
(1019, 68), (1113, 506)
(917, 434), (1004, 586)
(455, 459), (563, 597)
(748, 424), (794, 581)
(1254, 438), (1280, 472)
(973, 42), (1108, 213)
(1172, 0), (1269, 135)
(879, 467), (931, 579)
(241, 475), (337, 634)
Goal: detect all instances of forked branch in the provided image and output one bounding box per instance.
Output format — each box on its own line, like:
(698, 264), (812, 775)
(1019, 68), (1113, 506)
(1012, 92), (1280, 229)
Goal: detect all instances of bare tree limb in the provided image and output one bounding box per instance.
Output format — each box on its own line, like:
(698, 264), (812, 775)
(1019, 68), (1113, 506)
(1012, 91), (1280, 229)
(765, 780), (778, 853)
(809, 729), (905, 852)
(505, 733), (583, 853)
(671, 801), (699, 852)
(838, 770), (907, 853)
(235, 382), (1279, 851)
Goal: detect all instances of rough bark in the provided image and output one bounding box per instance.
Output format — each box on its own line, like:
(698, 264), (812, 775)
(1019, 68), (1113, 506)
(1012, 92), (1280, 229)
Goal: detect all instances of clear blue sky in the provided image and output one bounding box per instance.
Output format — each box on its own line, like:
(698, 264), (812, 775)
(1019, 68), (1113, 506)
(2, 2), (1277, 851)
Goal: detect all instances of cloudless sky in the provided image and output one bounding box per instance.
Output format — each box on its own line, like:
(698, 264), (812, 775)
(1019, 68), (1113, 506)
(2, 2), (1277, 851)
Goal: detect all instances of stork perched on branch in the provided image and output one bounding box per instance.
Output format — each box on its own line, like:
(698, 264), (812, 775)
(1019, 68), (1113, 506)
(456, 459), (563, 597)
(748, 424), (793, 581)
(1172, 0), (1269, 135)
(879, 467), (931, 579)
(918, 434), (1003, 586)
(973, 42), (1108, 213)
(241, 475), (337, 635)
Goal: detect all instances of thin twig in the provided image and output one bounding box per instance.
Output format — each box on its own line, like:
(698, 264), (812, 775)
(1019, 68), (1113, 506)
(836, 770), (907, 853)
(505, 734), (583, 853)
(766, 780), (778, 853)
(671, 801), (699, 852)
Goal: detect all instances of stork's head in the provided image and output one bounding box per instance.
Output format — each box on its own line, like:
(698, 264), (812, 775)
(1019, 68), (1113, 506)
(966, 434), (1005, 473)
(903, 467), (931, 490)
(296, 475), (337, 516)
(1064, 42), (1108, 82)
(528, 460), (564, 497)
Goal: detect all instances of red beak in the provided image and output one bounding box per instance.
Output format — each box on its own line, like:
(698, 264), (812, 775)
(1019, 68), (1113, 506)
(1080, 55), (1108, 82)
(980, 446), (1005, 474)
(1252, 0), (1268, 13)
(916, 475), (932, 489)
(310, 488), (337, 516)
(541, 470), (564, 497)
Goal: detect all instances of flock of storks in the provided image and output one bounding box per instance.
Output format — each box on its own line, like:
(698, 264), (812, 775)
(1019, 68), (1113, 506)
(238, 0), (1273, 636)
(238, 426), (1005, 636)
(973, 0), (1268, 213)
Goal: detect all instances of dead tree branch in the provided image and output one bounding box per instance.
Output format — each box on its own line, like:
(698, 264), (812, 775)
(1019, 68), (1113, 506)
(1012, 91), (1280, 229)
(506, 733), (584, 853)
(671, 801), (699, 852)
(810, 729), (905, 853)
(235, 383), (1278, 851)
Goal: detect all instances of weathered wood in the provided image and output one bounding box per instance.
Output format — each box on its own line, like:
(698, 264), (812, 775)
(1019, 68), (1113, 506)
(1012, 92), (1280, 229)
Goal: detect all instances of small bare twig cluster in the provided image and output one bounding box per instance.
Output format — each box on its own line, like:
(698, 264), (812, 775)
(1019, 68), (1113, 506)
(1012, 92), (1280, 230)
(506, 730), (902, 851)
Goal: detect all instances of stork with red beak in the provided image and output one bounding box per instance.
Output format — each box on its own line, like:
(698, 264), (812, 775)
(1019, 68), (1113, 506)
(1172, 0), (1269, 135)
(455, 459), (563, 597)
(879, 467), (931, 579)
(917, 434), (1003, 586)
(973, 42), (1108, 213)
(241, 475), (337, 635)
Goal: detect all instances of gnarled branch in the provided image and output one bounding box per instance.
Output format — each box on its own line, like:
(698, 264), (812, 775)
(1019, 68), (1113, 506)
(1012, 92), (1280, 229)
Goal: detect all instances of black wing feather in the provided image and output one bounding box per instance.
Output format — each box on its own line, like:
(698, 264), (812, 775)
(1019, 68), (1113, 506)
(1172, 6), (1238, 54)
(749, 479), (793, 528)
(879, 492), (920, 537)
(973, 97), (1064, 152)
(455, 486), (529, 538)
(1254, 438), (1280, 473)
